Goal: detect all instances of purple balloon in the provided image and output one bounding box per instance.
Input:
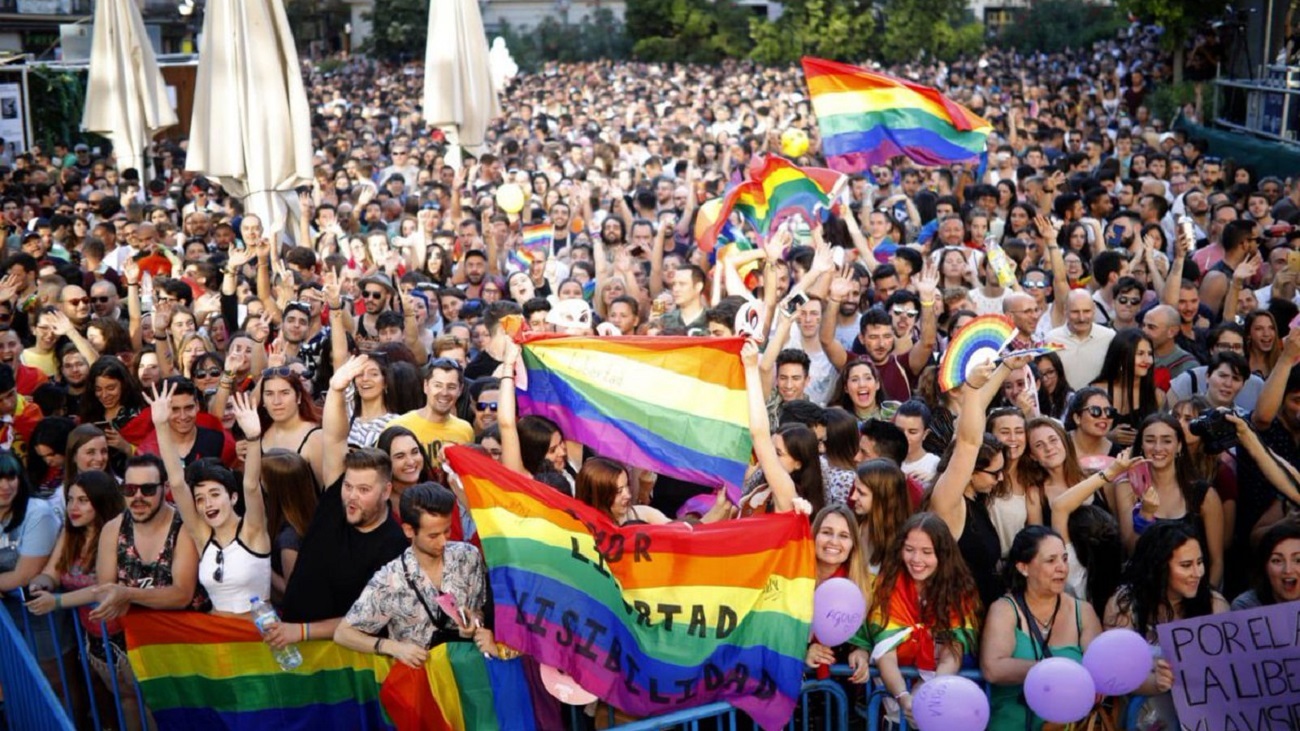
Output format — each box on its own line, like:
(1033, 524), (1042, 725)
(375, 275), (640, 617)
(1083, 628), (1152, 696)
(912, 675), (990, 731)
(810, 578), (866, 646)
(1024, 657), (1097, 724)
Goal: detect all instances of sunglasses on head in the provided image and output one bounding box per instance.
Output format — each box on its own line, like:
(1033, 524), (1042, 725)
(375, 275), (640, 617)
(120, 482), (162, 498)
(1083, 405), (1119, 419)
(428, 357), (463, 372)
(262, 365), (300, 379)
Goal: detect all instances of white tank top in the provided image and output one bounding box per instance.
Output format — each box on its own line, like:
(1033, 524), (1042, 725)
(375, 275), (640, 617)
(198, 522), (272, 614)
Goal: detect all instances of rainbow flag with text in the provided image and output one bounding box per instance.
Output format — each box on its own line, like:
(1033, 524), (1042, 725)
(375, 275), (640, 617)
(446, 446), (815, 731)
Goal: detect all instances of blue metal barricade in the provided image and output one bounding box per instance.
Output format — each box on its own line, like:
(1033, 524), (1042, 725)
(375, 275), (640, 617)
(0, 603), (76, 731)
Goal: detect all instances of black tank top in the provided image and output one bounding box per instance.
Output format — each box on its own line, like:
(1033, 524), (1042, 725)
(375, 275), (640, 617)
(958, 496), (1003, 609)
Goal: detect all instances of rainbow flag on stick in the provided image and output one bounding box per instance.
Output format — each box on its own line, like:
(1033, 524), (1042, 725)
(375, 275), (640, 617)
(700, 156), (842, 252)
(446, 446), (815, 731)
(508, 223), (553, 273)
(514, 334), (752, 498)
(802, 56), (992, 174)
(121, 611), (547, 731)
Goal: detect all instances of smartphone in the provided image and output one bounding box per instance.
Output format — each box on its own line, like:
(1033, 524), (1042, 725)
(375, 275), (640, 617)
(93, 421), (111, 431)
(1127, 461), (1153, 499)
(784, 291), (810, 315)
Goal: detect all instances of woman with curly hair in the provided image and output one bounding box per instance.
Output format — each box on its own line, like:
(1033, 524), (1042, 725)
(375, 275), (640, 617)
(1104, 521), (1228, 730)
(846, 512), (981, 724)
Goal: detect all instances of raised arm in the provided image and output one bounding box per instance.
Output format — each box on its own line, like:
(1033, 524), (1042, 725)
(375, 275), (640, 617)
(125, 259), (144, 350)
(906, 257), (940, 375)
(1227, 412), (1300, 506)
(649, 219), (668, 298)
(821, 273), (853, 368)
(323, 272), (351, 370)
(324, 355), (368, 487)
(744, 340), (796, 513)
(760, 307), (797, 396)
(147, 381), (207, 549)
(497, 341), (527, 476)
(1255, 329), (1300, 428)
(1036, 215), (1068, 328)
(48, 310), (98, 364)
(1050, 450), (1138, 541)
(229, 393), (268, 547)
(1162, 225), (1192, 307)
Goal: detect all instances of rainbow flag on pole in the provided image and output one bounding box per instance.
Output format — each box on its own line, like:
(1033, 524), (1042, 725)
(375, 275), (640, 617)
(700, 156), (841, 252)
(446, 446), (815, 731)
(508, 223), (553, 273)
(802, 56), (992, 174)
(121, 611), (548, 731)
(514, 334), (752, 497)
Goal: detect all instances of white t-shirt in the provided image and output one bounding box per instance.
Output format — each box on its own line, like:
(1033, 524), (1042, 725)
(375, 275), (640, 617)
(902, 452), (940, 486)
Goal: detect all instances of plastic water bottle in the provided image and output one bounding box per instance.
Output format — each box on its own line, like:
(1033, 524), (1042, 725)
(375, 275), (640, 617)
(250, 597), (302, 671)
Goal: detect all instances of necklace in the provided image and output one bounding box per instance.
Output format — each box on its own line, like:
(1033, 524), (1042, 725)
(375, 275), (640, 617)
(1028, 594), (1062, 634)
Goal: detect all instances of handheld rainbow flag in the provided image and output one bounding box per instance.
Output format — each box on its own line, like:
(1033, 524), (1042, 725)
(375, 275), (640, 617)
(802, 56), (992, 174)
(521, 223), (552, 262)
(514, 334), (753, 498)
(700, 155), (842, 252)
(937, 314), (1016, 392)
(445, 446), (815, 731)
(121, 611), (548, 731)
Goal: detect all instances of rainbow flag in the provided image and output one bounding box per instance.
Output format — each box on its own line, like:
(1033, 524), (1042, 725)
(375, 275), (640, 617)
(445, 446), (815, 731)
(802, 56), (992, 174)
(514, 334), (752, 496)
(121, 611), (546, 731)
(711, 220), (762, 291)
(700, 155), (841, 252)
(521, 223), (552, 262)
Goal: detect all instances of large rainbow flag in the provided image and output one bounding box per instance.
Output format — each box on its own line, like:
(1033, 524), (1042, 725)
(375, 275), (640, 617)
(446, 446), (815, 731)
(121, 611), (551, 731)
(699, 155), (841, 252)
(802, 56), (992, 174)
(514, 333), (753, 497)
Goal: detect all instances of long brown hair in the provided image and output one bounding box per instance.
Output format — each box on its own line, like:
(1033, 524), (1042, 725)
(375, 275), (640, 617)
(872, 512), (981, 635)
(854, 459), (911, 568)
(262, 449), (319, 540)
(575, 457), (626, 522)
(1172, 396), (1222, 483)
(1017, 417), (1088, 490)
(813, 505), (873, 607)
(63, 424), (109, 488)
(257, 372), (322, 430)
(56, 471), (123, 574)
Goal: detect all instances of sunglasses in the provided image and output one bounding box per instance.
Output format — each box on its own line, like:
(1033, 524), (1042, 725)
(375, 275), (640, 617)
(91, 296), (111, 304)
(428, 357), (463, 372)
(64, 297), (89, 307)
(1083, 405), (1119, 419)
(1116, 295), (1142, 306)
(120, 482), (162, 498)
(1022, 281), (1049, 290)
(363, 290), (387, 300)
(213, 547), (224, 583)
(476, 401), (499, 412)
(194, 368), (223, 379)
(891, 307), (919, 318)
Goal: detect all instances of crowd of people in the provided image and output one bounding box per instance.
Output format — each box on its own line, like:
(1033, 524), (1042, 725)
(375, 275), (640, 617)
(1, 18), (1299, 731)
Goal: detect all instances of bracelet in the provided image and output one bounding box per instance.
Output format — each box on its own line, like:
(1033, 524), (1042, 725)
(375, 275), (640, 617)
(127, 281), (139, 287)
(373, 637), (384, 655)
(54, 594), (62, 610)
(894, 690), (911, 701)
(500, 374), (514, 380)
(920, 300), (935, 307)
(242, 433), (262, 442)
(329, 302), (343, 310)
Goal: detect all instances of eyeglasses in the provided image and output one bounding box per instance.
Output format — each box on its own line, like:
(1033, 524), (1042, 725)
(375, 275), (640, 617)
(477, 401), (499, 412)
(91, 296), (111, 304)
(1083, 405), (1119, 419)
(194, 368), (223, 379)
(213, 547), (224, 584)
(120, 482), (162, 498)
(363, 290), (387, 300)
(978, 466), (1004, 480)
(1116, 295), (1142, 306)
(64, 297), (89, 307)
(891, 307), (919, 318)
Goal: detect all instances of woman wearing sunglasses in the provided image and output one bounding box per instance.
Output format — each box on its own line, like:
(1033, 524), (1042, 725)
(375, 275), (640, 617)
(1065, 387), (1119, 472)
(153, 382), (270, 616)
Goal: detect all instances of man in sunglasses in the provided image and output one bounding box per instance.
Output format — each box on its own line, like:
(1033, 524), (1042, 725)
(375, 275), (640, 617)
(470, 378), (501, 434)
(57, 283), (92, 333)
(89, 452), (206, 627)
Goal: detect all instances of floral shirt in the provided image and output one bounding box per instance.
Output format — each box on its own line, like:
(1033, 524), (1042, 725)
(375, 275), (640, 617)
(344, 543), (486, 647)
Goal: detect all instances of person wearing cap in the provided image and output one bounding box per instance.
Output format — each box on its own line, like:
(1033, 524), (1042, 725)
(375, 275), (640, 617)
(0, 362), (44, 458)
(355, 273), (395, 349)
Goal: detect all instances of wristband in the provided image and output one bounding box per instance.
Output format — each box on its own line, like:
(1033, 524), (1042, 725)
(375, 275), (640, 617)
(894, 690), (911, 701)
(374, 638), (384, 655)
(54, 594), (62, 610)
(920, 300), (935, 307)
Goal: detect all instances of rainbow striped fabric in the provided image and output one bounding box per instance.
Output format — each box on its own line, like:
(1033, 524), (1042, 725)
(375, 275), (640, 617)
(121, 611), (546, 731)
(445, 446), (816, 731)
(514, 333), (752, 496)
(700, 155), (841, 251)
(520, 223), (552, 262)
(802, 56), (992, 173)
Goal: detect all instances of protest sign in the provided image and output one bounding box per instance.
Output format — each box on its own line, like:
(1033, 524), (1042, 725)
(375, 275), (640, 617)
(1157, 602), (1300, 731)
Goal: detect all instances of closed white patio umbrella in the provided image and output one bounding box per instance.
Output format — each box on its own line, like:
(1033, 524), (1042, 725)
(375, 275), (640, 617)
(185, 0), (313, 238)
(82, 0), (178, 177)
(424, 0), (501, 169)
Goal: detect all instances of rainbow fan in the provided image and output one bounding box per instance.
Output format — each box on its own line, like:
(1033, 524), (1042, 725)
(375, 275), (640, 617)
(938, 314), (1016, 392)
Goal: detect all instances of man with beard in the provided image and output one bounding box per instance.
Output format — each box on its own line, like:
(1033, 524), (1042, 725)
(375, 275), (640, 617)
(57, 344), (89, 414)
(334, 483), (491, 664)
(388, 359), (474, 452)
(90, 453), (206, 630)
(459, 250), (488, 300)
(549, 203), (572, 255)
(828, 275), (862, 350)
(356, 274), (395, 349)
(279, 448), (408, 636)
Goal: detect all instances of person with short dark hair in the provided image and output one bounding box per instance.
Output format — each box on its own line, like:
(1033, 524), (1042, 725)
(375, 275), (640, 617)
(334, 482), (492, 665)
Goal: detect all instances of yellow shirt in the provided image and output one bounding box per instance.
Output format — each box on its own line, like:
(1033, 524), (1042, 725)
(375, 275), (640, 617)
(20, 348), (58, 378)
(386, 411), (475, 457)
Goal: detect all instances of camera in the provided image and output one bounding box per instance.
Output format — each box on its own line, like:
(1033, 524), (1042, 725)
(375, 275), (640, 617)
(1189, 409), (1239, 454)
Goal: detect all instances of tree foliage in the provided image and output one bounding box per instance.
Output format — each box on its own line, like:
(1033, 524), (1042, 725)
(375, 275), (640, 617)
(879, 0), (983, 63)
(998, 0), (1127, 54)
(625, 0), (753, 63)
(1118, 0), (1230, 50)
(748, 0), (879, 65)
(360, 0), (427, 59)
(497, 10), (630, 73)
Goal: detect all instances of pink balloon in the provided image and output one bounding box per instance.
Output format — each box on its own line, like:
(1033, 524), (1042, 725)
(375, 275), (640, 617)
(811, 578), (867, 646)
(1024, 657), (1096, 724)
(539, 664), (597, 706)
(1083, 628), (1152, 696)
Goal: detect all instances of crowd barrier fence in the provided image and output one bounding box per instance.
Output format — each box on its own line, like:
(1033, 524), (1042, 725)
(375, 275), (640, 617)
(1, 600), (1146, 731)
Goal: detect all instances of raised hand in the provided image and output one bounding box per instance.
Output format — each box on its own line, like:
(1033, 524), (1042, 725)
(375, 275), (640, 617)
(223, 349), (248, 375)
(914, 257), (940, 302)
(47, 310), (75, 337)
(229, 392), (262, 439)
(153, 300), (174, 332)
(830, 275), (855, 302)
(146, 381), (177, 428)
(321, 270), (342, 308)
(1233, 251), (1262, 283)
(0, 272), (23, 302)
(267, 338), (287, 368)
(741, 339), (760, 369)
(329, 354), (371, 392)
